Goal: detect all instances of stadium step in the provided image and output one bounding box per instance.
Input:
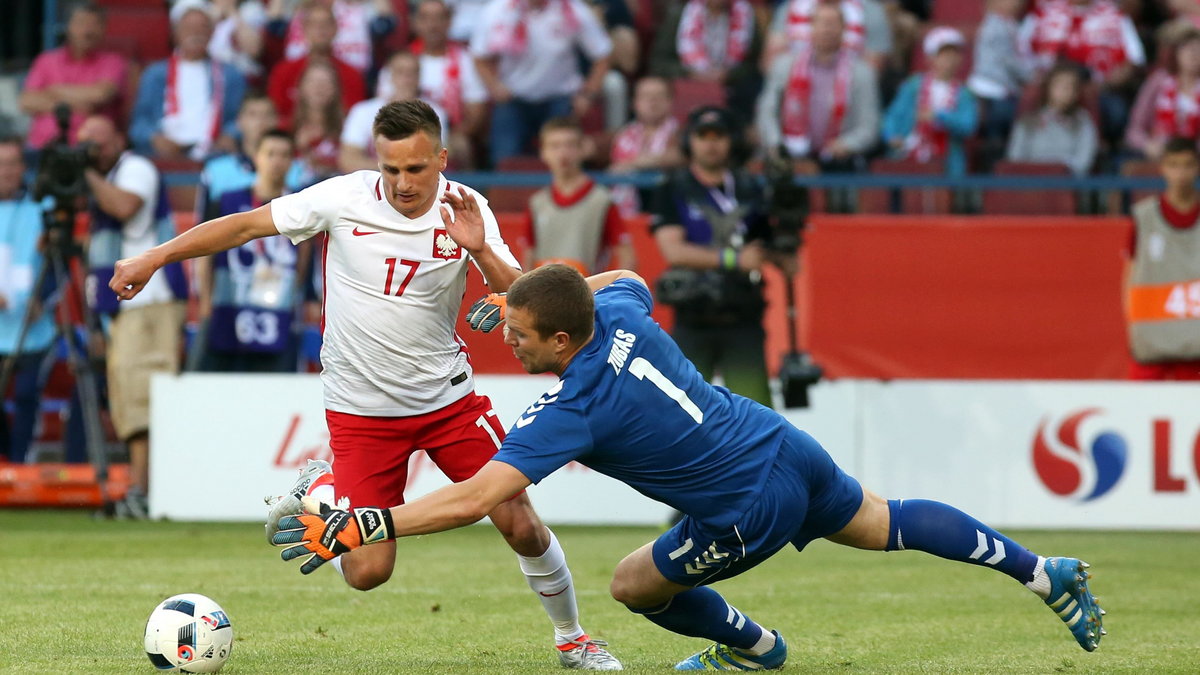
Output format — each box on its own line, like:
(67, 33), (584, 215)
(0, 462), (129, 507)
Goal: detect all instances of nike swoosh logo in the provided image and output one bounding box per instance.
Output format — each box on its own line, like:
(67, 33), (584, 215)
(515, 415), (536, 428)
(352, 227), (380, 236)
(539, 586), (569, 597)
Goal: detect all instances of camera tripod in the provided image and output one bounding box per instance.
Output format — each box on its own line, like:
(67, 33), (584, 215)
(0, 200), (114, 509)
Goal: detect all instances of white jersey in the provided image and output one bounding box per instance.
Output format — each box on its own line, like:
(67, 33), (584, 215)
(270, 171), (519, 416)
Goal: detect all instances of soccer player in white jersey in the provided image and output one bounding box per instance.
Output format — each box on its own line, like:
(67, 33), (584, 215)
(108, 100), (622, 671)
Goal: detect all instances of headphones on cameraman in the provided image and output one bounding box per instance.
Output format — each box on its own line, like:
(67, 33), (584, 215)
(681, 105), (750, 165)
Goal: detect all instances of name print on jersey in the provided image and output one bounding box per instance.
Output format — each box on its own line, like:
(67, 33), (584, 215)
(607, 328), (638, 375)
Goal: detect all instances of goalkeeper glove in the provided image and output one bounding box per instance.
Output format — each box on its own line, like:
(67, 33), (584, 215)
(465, 292), (506, 332)
(271, 496), (396, 574)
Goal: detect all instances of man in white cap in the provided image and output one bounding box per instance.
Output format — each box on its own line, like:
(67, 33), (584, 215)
(130, 0), (247, 161)
(881, 26), (978, 176)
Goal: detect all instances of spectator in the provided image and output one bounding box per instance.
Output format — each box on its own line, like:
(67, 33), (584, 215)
(608, 76), (684, 218)
(209, 0), (269, 85)
(882, 27), (978, 176)
(516, 117), (635, 275)
(1127, 28), (1200, 160)
(196, 94), (281, 223)
(193, 129), (309, 372)
(1158, 0), (1200, 51)
(18, 2), (131, 149)
(764, 0), (892, 72)
(446, 0), (491, 43)
(1126, 136), (1200, 380)
(0, 137), (55, 463)
(268, 0), (396, 75)
(130, 0), (247, 161)
(756, 1), (879, 171)
(969, 0), (1037, 159)
(650, 0), (764, 114)
(1007, 62), (1098, 175)
(339, 51), (449, 172)
(78, 115), (188, 518)
(267, 1), (366, 128)
(286, 61), (345, 189)
(585, 0), (640, 132)
(470, 0), (613, 165)
(650, 106), (776, 407)
(404, 0), (488, 167)
(1019, 0), (1145, 142)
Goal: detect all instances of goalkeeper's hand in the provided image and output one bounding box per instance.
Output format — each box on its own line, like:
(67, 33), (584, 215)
(271, 496), (396, 574)
(465, 293), (506, 332)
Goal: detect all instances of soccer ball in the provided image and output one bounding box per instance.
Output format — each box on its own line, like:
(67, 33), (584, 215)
(143, 593), (233, 673)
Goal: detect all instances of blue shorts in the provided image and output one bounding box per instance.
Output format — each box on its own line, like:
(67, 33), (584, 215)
(651, 427), (863, 587)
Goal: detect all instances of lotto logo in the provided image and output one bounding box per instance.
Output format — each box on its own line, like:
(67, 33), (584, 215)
(1032, 409), (1127, 501)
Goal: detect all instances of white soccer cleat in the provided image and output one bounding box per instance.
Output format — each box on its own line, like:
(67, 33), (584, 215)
(558, 636), (623, 671)
(263, 459), (336, 544)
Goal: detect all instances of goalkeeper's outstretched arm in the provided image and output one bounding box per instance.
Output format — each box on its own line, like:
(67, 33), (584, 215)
(110, 205), (280, 301)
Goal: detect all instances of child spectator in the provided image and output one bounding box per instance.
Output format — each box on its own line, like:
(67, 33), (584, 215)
(266, 2), (366, 127)
(1126, 136), (1200, 380)
(1007, 62), (1098, 175)
(608, 76), (684, 218)
(193, 129), (309, 373)
(882, 27), (978, 176)
(1019, 0), (1145, 142)
(969, 0), (1036, 153)
(517, 117), (635, 275)
(1127, 28), (1200, 160)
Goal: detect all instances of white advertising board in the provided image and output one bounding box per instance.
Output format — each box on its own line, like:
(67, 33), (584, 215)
(150, 374), (1200, 529)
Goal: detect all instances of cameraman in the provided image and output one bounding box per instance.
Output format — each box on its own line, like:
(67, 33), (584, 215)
(0, 137), (57, 463)
(78, 116), (188, 518)
(650, 106), (780, 407)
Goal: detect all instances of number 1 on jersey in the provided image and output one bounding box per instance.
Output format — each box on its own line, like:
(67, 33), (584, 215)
(628, 357), (704, 424)
(383, 258), (420, 296)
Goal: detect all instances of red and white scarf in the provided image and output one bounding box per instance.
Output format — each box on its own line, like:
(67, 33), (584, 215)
(412, 40), (465, 127)
(905, 75), (958, 162)
(676, 0), (755, 72)
(487, 0), (580, 56)
(1029, 0), (1127, 78)
(784, 0), (865, 54)
(1155, 75), (1200, 139)
(610, 117), (680, 217)
(780, 48), (853, 157)
(285, 1), (372, 71)
(164, 53), (225, 153)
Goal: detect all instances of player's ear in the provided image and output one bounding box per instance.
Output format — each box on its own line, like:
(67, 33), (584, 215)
(554, 331), (572, 352)
(438, 146), (448, 171)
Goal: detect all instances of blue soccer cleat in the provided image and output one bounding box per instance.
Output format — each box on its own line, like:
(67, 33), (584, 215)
(674, 632), (787, 671)
(1043, 557), (1106, 651)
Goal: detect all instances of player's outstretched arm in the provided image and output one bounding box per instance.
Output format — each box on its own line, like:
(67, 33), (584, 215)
(585, 269), (646, 292)
(440, 187), (521, 291)
(272, 461), (531, 574)
(110, 205), (280, 301)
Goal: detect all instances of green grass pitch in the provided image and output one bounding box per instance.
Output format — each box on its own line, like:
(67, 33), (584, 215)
(2, 511), (1197, 673)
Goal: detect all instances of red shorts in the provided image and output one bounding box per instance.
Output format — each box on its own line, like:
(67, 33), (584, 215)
(325, 392), (507, 508)
(1129, 360), (1200, 381)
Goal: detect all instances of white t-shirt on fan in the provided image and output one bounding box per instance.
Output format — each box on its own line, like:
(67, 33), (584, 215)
(270, 171), (519, 416)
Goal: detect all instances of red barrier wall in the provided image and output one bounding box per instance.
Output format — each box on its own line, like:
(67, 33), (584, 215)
(800, 215), (1134, 379)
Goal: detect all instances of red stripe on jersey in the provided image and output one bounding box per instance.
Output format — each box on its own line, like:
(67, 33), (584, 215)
(320, 232), (329, 336)
(454, 331), (471, 364)
(375, 177), (382, 201)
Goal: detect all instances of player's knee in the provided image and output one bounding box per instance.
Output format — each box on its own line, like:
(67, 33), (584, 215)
(608, 563), (653, 609)
(342, 560), (392, 591)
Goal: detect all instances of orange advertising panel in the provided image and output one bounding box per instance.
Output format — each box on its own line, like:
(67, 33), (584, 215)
(800, 215), (1135, 379)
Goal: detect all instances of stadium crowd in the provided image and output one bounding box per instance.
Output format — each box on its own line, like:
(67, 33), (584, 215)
(4, 0), (1200, 506)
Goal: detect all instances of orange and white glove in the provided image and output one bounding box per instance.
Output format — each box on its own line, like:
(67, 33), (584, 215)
(465, 292), (506, 332)
(271, 497), (396, 574)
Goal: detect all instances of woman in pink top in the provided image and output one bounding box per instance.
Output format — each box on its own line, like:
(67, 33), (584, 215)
(1127, 28), (1200, 160)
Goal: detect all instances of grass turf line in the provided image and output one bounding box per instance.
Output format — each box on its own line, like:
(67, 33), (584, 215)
(1, 511), (1197, 673)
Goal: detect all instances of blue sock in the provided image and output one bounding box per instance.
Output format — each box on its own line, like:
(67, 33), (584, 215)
(886, 499), (1039, 583)
(630, 587), (765, 650)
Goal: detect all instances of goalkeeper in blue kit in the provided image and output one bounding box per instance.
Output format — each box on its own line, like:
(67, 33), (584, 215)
(274, 264), (1105, 670)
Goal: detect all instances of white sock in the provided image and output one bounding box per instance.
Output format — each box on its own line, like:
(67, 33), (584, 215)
(738, 628), (777, 656)
(1025, 556), (1050, 599)
(330, 556), (345, 579)
(517, 528), (585, 644)
(310, 483), (336, 506)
